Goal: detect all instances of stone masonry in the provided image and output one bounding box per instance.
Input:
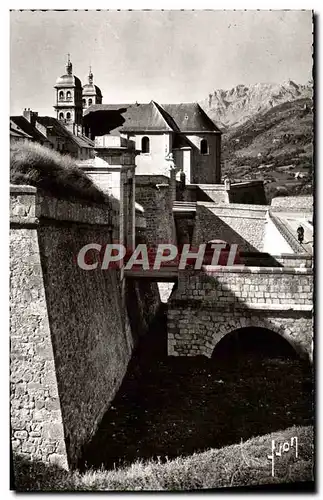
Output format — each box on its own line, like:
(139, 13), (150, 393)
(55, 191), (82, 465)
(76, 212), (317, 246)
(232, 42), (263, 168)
(192, 203), (268, 252)
(10, 186), (68, 469)
(10, 185), (160, 470)
(168, 266), (313, 361)
(135, 175), (176, 248)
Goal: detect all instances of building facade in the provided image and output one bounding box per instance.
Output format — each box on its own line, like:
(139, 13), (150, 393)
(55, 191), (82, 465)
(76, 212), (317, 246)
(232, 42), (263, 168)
(83, 101), (222, 184)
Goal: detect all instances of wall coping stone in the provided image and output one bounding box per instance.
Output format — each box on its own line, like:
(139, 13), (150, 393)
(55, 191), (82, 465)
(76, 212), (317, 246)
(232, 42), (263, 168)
(169, 298), (313, 313)
(10, 184), (37, 194)
(10, 186), (114, 226)
(37, 195), (112, 225)
(199, 265), (313, 275)
(271, 253), (312, 259)
(230, 180), (265, 188)
(197, 201), (269, 212)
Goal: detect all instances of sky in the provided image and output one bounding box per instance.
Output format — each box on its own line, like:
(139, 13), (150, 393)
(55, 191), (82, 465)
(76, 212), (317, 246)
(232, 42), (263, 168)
(10, 10), (313, 116)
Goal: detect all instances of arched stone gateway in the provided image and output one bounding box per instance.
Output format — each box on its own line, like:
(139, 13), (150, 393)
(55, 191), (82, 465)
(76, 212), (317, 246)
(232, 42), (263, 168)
(208, 316), (310, 360)
(168, 307), (312, 361)
(167, 267), (313, 363)
(211, 326), (300, 361)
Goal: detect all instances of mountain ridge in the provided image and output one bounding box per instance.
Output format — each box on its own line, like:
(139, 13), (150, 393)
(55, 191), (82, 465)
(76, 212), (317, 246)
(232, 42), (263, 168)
(199, 80), (313, 129)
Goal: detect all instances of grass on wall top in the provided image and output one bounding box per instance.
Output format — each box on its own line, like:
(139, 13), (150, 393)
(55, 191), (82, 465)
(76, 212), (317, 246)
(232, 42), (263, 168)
(10, 142), (109, 205)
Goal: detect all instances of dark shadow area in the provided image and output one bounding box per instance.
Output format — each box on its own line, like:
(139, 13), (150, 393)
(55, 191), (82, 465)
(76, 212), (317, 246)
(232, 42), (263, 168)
(212, 326), (299, 364)
(125, 279), (161, 342)
(175, 215), (282, 266)
(11, 453), (70, 492)
(229, 187), (267, 205)
(79, 318), (313, 473)
(194, 204), (262, 252)
(239, 251), (282, 267)
(83, 109), (127, 138)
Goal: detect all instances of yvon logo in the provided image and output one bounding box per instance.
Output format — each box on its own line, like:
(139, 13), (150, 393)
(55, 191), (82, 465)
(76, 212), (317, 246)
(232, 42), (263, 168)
(267, 436), (299, 477)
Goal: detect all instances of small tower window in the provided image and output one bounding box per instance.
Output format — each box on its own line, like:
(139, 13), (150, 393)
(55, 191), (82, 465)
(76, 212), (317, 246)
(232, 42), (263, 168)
(88, 98), (93, 106)
(66, 112), (71, 120)
(66, 91), (71, 101)
(200, 139), (208, 155)
(141, 136), (150, 154)
(82, 98), (86, 107)
(59, 91), (64, 100)
(59, 112), (64, 120)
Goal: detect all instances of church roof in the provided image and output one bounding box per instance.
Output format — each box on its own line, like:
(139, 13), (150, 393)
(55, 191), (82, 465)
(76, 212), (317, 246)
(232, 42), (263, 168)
(161, 103), (221, 133)
(55, 74), (82, 88)
(83, 101), (221, 134)
(84, 101), (176, 133)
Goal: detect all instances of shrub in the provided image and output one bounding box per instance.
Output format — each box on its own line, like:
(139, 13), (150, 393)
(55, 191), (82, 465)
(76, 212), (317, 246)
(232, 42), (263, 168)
(10, 142), (109, 205)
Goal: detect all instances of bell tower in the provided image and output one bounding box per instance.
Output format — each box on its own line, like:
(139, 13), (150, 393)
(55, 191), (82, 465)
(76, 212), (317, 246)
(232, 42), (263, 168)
(54, 55), (83, 134)
(82, 66), (103, 110)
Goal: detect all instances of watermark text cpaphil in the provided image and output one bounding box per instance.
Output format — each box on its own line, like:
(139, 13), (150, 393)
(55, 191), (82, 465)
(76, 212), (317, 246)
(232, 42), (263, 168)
(76, 243), (243, 271)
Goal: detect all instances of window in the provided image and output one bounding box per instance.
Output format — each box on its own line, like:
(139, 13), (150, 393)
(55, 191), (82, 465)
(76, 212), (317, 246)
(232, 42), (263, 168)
(82, 98), (86, 107)
(88, 98), (93, 106)
(141, 136), (150, 153)
(66, 112), (71, 120)
(59, 112), (64, 120)
(66, 91), (72, 101)
(59, 91), (64, 100)
(200, 139), (208, 155)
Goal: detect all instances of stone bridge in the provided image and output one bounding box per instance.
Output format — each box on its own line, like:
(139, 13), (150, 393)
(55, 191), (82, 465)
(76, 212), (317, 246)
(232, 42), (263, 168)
(167, 265), (313, 361)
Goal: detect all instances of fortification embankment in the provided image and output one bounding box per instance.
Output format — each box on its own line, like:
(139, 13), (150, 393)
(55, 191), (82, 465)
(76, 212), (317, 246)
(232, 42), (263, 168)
(10, 185), (159, 469)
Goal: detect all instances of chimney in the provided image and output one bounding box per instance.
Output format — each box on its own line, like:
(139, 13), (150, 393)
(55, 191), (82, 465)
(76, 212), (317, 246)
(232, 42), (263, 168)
(23, 108), (38, 127)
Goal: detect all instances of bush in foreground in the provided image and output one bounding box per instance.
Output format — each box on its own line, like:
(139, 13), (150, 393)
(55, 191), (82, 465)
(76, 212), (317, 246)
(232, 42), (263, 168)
(10, 142), (109, 204)
(13, 425), (314, 491)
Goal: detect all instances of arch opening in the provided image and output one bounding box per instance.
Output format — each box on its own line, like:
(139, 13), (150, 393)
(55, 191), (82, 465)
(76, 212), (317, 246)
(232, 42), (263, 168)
(212, 326), (299, 365)
(141, 136), (150, 153)
(200, 138), (208, 155)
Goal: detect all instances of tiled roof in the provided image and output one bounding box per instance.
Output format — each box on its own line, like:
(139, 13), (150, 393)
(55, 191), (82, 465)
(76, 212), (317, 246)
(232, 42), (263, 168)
(71, 134), (94, 149)
(36, 116), (94, 149)
(10, 119), (33, 139)
(36, 116), (71, 138)
(84, 102), (174, 133)
(84, 101), (221, 134)
(10, 116), (49, 144)
(161, 103), (221, 133)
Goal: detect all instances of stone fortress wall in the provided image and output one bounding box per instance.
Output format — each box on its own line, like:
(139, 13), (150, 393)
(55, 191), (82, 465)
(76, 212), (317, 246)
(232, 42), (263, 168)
(168, 266), (313, 360)
(10, 185), (160, 469)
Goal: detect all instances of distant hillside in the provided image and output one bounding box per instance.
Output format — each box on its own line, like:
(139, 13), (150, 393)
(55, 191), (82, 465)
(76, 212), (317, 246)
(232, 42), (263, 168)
(221, 97), (313, 200)
(200, 80), (312, 129)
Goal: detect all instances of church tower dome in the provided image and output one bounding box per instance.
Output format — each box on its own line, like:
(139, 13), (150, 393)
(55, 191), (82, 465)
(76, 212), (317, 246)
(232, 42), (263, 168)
(54, 54), (83, 132)
(82, 67), (103, 110)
